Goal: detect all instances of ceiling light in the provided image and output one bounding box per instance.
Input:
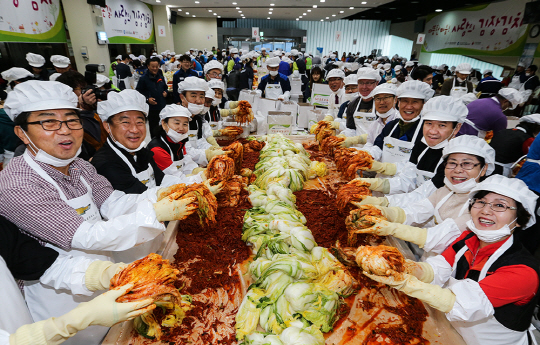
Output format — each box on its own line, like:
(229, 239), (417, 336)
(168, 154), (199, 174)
(303, 12), (306, 15)
(435, 9), (442, 12)
(178, 8), (182, 11)
(296, 18), (299, 20)
(192, 15), (196, 17)
(208, 9), (212, 12)
(218, 15), (221, 17)
(325, 16), (329, 19)
(186, 12), (189, 14)
(156, 0), (161, 2)
(232, 2), (237, 4)
(313, 5), (317, 8)
(239, 10), (242, 12)
(320, 19), (324, 21)
(349, 6), (354, 9)
(213, 12), (217, 15)
(267, 17), (270, 19)
(339, 10), (344, 13)
(194, 1), (199, 3)
(361, 1), (366, 3)
(332, 14), (335, 16)
(307, 9), (311, 12)
(269, 11), (272, 14)
(270, 3), (274, 5)
(299, 16), (302, 18)
(269, 8), (272, 10)
(236, 6), (240, 9)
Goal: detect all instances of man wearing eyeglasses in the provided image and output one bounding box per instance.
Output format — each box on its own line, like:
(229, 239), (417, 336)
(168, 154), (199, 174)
(0, 81), (193, 344)
(203, 60), (224, 82)
(172, 54), (199, 104)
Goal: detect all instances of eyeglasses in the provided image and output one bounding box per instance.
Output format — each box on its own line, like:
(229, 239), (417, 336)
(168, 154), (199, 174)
(374, 95), (395, 103)
(358, 81), (377, 86)
(208, 72), (222, 78)
(470, 198), (517, 212)
(27, 119), (83, 131)
(444, 162), (481, 170)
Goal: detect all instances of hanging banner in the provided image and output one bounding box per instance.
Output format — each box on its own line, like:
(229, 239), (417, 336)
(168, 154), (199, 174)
(252, 27), (259, 38)
(101, 0), (155, 44)
(0, 0), (67, 43)
(422, 0), (528, 56)
(335, 31), (342, 42)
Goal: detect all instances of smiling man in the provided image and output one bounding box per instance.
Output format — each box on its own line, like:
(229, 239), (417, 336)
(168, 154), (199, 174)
(344, 67), (381, 135)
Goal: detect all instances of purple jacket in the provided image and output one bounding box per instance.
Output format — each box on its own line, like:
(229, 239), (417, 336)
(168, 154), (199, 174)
(457, 97), (507, 136)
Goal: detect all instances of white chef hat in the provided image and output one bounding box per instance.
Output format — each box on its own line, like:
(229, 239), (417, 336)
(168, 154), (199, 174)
(469, 175), (537, 228)
(129, 54), (136, 59)
(498, 88), (523, 110)
(26, 53), (46, 68)
(230, 48), (239, 54)
(330, 54), (336, 59)
(205, 88), (215, 99)
(372, 83), (397, 97)
(139, 55), (147, 62)
(208, 79), (225, 91)
(443, 135), (495, 175)
(178, 76), (209, 93)
(394, 65), (402, 71)
(266, 57), (281, 67)
(483, 69), (493, 75)
(1, 67), (33, 84)
(456, 63), (471, 74)
(460, 93), (478, 105)
(50, 55), (70, 68)
(344, 74), (358, 86)
(242, 54), (252, 61)
(517, 62), (526, 68)
(519, 114), (540, 125)
(4, 81), (78, 121)
(290, 49), (299, 56)
(97, 89), (149, 122)
(170, 51), (176, 55)
(422, 95), (468, 123)
(115, 55), (122, 60)
(357, 67), (381, 82)
(203, 60), (224, 75)
(405, 61), (414, 67)
(326, 69), (345, 80)
(396, 80), (433, 101)
(370, 61), (378, 66)
(95, 74), (111, 88)
(383, 63), (391, 71)
(159, 104), (191, 121)
(161, 52), (167, 56)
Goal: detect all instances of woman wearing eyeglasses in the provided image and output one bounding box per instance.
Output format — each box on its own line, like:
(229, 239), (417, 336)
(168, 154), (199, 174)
(361, 175), (540, 345)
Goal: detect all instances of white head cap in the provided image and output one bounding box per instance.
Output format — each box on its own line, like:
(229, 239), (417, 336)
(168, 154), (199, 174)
(26, 53), (46, 68)
(97, 89), (149, 122)
(460, 93), (478, 105)
(290, 49), (299, 56)
(178, 76), (209, 93)
(519, 114), (540, 125)
(344, 74), (358, 86)
(370, 61), (378, 66)
(330, 54), (336, 59)
(95, 74), (111, 88)
(498, 88), (524, 110)
(443, 135), (496, 175)
(394, 65), (402, 71)
(437, 65), (445, 70)
(230, 48), (239, 54)
(450, 66), (456, 71)
(159, 104), (191, 121)
(261, 47), (267, 51)
(170, 51), (176, 55)
(326, 69), (345, 80)
(208, 79), (225, 91)
(1, 68), (33, 84)
(4, 81), (78, 121)
(139, 55), (146, 62)
(115, 55), (122, 60)
(518, 62), (526, 68)
(129, 54), (136, 59)
(396, 80), (434, 101)
(203, 60), (224, 75)
(422, 95), (468, 123)
(161, 52), (167, 56)
(483, 69), (493, 75)
(205, 88), (215, 99)
(405, 61), (414, 67)
(357, 67), (381, 82)
(266, 57), (281, 67)
(383, 63), (391, 71)
(456, 63), (471, 74)
(50, 55), (70, 68)
(372, 83), (397, 97)
(469, 175), (538, 228)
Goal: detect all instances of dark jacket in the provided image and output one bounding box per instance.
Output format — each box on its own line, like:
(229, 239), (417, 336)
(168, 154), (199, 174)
(239, 65), (254, 90)
(374, 118), (423, 150)
(135, 71), (168, 111)
(115, 62), (132, 90)
(0, 109), (23, 154)
(172, 68), (198, 104)
(257, 73), (291, 97)
(476, 76), (502, 98)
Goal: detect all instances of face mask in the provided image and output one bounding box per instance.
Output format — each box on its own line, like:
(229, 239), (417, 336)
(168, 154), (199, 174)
(269, 70), (278, 76)
(401, 114), (421, 123)
(444, 176), (477, 194)
(212, 98), (220, 106)
(376, 107), (396, 119)
(360, 89), (376, 101)
(526, 73), (531, 77)
(187, 102), (204, 115)
(233, 54), (238, 58)
(457, 77), (465, 83)
(23, 130), (81, 167)
(420, 126), (457, 149)
(106, 124), (146, 153)
(466, 218), (516, 243)
(202, 106), (210, 114)
(167, 128), (188, 143)
(344, 92), (359, 102)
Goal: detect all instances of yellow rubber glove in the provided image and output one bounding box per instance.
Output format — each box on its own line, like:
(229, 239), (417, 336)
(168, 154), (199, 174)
(206, 136), (220, 147)
(363, 271), (455, 313)
(203, 179), (224, 195)
(323, 115), (334, 122)
(228, 101), (240, 109)
(84, 260), (127, 291)
(365, 160), (397, 175)
(351, 195), (389, 207)
(219, 108), (235, 118)
(371, 205), (406, 223)
(9, 284), (155, 345)
(153, 195), (198, 222)
(355, 178), (390, 194)
(404, 259), (434, 283)
(355, 216), (427, 247)
(205, 148), (226, 162)
(309, 124), (317, 134)
(341, 134), (368, 147)
(212, 130), (222, 137)
(192, 167), (205, 175)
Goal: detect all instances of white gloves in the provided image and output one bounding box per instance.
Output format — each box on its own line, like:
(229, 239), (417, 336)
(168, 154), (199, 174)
(353, 216), (428, 248)
(9, 284), (154, 345)
(351, 195), (389, 207)
(255, 89), (263, 97)
(207, 135), (220, 147)
(354, 178), (390, 194)
(153, 194), (198, 222)
(278, 91), (290, 101)
(84, 260), (127, 291)
(365, 160), (397, 175)
(205, 147), (226, 162)
(341, 135), (367, 147)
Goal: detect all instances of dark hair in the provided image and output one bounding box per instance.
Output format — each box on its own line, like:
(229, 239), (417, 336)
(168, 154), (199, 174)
(179, 54), (192, 62)
(9, 76), (35, 89)
(468, 190), (530, 229)
(310, 66), (323, 85)
(411, 65), (433, 81)
(132, 59), (142, 69)
(106, 111), (148, 125)
(15, 109), (81, 131)
(444, 154), (486, 170)
(56, 70), (87, 90)
(529, 65), (538, 73)
(122, 54), (129, 61)
(146, 57), (161, 66)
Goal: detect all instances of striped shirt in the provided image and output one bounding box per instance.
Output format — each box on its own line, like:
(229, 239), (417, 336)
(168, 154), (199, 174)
(0, 152), (113, 250)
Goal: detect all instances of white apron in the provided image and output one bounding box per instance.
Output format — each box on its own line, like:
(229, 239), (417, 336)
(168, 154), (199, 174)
(107, 140), (162, 263)
(208, 121), (221, 132)
(265, 83), (283, 100)
(433, 190), (468, 225)
(160, 137), (187, 176)
(353, 100), (376, 136)
(0, 257), (34, 334)
(22, 151), (110, 345)
(449, 236), (537, 345)
(381, 120), (422, 164)
(508, 74), (523, 90)
(450, 78), (468, 99)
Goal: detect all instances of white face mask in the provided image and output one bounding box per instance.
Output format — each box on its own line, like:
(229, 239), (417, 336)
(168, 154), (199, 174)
(269, 70), (278, 77)
(376, 107), (396, 119)
(457, 77), (465, 83)
(202, 106), (210, 114)
(466, 218), (516, 243)
(344, 92), (359, 102)
(187, 102), (204, 115)
(420, 126), (456, 150)
(444, 176), (477, 194)
(23, 130), (81, 167)
(360, 89), (375, 101)
(526, 73), (531, 77)
(167, 128), (188, 143)
(212, 98), (220, 106)
(106, 124), (146, 153)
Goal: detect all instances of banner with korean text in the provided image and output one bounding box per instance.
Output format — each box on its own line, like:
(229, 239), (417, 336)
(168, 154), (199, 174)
(422, 0), (528, 56)
(101, 0), (155, 44)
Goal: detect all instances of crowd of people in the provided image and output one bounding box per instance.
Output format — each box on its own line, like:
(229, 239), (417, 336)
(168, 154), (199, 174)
(0, 45), (540, 345)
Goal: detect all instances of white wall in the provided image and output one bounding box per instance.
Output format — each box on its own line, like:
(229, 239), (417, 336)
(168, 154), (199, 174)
(153, 5), (175, 54)
(172, 18), (218, 54)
